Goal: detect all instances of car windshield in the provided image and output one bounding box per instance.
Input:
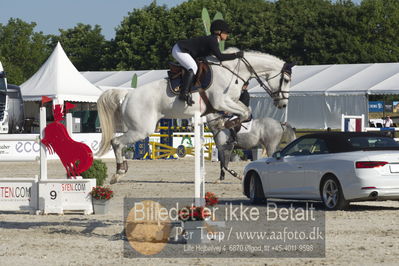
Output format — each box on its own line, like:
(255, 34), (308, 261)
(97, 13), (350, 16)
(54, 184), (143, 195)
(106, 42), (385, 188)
(347, 136), (399, 148)
(0, 77), (6, 92)
(281, 138), (330, 157)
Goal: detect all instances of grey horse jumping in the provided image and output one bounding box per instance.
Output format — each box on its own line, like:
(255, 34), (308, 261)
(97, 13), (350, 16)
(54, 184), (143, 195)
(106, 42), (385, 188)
(207, 114), (296, 181)
(96, 49), (293, 184)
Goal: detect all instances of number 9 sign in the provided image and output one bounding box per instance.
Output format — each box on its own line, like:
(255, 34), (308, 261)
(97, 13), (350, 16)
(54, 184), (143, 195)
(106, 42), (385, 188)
(38, 182), (63, 213)
(50, 190), (57, 200)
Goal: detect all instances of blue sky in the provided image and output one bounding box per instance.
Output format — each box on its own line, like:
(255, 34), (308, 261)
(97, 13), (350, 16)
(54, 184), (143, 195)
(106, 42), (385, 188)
(1, 0), (362, 40)
(0, 0), (186, 40)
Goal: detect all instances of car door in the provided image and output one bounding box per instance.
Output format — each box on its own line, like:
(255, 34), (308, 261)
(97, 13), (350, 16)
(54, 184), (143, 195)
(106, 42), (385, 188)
(301, 138), (331, 198)
(266, 138), (319, 197)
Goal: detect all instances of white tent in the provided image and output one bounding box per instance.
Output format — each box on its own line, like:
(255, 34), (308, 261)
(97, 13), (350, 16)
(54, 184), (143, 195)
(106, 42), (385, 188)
(81, 62), (399, 129)
(81, 69), (167, 91)
(249, 63), (399, 129)
(21, 42), (103, 103)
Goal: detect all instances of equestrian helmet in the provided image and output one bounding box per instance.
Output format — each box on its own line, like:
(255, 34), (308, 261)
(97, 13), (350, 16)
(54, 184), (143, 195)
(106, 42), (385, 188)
(210, 20), (230, 33)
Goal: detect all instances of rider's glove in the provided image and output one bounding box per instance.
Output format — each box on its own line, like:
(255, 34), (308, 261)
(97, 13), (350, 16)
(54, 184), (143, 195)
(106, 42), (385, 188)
(236, 50), (244, 58)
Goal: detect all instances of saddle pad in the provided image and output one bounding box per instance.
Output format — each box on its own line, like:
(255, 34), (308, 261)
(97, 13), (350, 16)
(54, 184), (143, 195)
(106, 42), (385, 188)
(167, 65), (213, 95)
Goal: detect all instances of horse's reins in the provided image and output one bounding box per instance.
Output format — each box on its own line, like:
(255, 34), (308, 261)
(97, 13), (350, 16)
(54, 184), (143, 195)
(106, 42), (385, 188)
(212, 61), (249, 87)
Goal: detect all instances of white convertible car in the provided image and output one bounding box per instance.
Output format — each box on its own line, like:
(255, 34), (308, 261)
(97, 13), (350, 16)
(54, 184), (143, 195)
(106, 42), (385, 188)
(242, 132), (399, 210)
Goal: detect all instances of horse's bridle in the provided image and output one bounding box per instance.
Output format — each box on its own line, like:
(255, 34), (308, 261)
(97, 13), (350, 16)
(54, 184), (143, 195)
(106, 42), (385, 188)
(217, 57), (292, 101)
(241, 57), (292, 101)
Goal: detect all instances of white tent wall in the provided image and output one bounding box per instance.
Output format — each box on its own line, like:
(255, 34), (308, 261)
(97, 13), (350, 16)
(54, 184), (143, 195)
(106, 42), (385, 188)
(250, 97), (286, 122)
(323, 95), (368, 129)
(248, 63), (399, 129)
(280, 94), (368, 129)
(24, 101), (41, 121)
(79, 62), (399, 130)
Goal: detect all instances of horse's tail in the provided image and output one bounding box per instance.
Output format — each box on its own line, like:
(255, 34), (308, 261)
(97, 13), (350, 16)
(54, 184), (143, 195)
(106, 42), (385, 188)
(96, 89), (129, 156)
(282, 122), (297, 143)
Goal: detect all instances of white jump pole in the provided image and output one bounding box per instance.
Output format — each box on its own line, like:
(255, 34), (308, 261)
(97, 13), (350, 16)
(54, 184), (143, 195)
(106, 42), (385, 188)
(39, 107), (47, 181)
(1, 156), (40, 162)
(0, 135), (40, 141)
(66, 112), (73, 135)
(194, 111), (205, 206)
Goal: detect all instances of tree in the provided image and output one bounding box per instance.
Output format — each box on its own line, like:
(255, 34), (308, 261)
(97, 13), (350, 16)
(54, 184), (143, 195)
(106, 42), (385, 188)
(2, 0), (399, 80)
(0, 18), (52, 84)
(356, 0), (399, 63)
(113, 3), (173, 70)
(270, 0), (360, 65)
(111, 0), (278, 70)
(52, 23), (107, 70)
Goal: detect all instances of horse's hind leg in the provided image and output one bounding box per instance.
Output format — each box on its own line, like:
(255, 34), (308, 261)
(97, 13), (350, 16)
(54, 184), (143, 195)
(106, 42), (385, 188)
(110, 129), (147, 184)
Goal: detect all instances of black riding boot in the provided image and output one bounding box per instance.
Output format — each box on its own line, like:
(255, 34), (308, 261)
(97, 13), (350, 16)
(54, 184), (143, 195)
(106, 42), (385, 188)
(179, 69), (195, 106)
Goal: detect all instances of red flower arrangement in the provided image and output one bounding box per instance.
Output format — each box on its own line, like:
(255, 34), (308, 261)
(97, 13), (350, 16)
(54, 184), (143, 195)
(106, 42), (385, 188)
(178, 192), (219, 221)
(178, 206), (211, 221)
(90, 186), (114, 200)
(205, 192), (219, 206)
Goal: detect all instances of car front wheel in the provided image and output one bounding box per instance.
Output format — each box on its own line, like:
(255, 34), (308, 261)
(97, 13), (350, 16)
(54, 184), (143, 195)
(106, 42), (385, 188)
(321, 177), (348, 210)
(249, 173), (266, 204)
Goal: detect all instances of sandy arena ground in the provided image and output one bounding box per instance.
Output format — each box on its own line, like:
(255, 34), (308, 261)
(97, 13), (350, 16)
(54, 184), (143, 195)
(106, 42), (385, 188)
(0, 158), (399, 265)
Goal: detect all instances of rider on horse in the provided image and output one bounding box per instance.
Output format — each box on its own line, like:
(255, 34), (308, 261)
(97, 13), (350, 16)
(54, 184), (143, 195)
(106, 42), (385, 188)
(172, 20), (244, 106)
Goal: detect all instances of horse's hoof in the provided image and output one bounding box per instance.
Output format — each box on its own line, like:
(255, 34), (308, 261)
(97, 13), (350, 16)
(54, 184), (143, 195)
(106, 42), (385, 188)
(116, 161), (128, 175)
(110, 174), (123, 184)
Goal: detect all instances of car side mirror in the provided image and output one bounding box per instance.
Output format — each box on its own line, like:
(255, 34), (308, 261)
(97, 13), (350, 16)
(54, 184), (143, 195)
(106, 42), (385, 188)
(272, 151), (282, 160)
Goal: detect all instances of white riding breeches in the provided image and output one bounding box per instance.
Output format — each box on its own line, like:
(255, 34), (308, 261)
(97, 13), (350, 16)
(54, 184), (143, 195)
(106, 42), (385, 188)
(172, 44), (198, 74)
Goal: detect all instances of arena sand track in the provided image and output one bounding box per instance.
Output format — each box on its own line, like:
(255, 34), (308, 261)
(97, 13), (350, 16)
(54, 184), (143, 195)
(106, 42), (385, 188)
(0, 158), (398, 265)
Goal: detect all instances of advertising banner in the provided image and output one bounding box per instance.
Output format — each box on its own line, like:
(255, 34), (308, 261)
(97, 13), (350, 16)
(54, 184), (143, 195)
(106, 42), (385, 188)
(384, 103), (393, 112)
(368, 101), (384, 112)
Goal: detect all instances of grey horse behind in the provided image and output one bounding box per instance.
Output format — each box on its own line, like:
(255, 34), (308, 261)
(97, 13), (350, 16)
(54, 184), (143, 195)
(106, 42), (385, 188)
(207, 114), (297, 181)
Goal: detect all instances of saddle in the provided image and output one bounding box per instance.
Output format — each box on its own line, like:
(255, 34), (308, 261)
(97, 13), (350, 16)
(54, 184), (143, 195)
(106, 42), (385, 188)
(167, 61), (213, 95)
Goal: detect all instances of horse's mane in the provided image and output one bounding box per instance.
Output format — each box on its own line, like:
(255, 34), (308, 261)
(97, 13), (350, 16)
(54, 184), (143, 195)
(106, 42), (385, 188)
(224, 47), (285, 64)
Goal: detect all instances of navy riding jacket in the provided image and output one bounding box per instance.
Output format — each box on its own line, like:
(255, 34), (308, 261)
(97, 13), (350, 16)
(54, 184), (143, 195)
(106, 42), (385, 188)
(177, 34), (238, 61)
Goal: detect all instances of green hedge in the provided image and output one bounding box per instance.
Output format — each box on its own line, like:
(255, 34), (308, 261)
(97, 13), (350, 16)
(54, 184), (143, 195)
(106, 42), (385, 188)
(81, 159), (108, 186)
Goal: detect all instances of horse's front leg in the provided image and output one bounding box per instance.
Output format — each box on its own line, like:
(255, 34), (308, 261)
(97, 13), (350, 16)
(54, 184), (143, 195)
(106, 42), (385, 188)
(220, 164), (225, 181)
(219, 142), (241, 181)
(213, 98), (251, 128)
(232, 101), (251, 123)
(217, 149), (227, 182)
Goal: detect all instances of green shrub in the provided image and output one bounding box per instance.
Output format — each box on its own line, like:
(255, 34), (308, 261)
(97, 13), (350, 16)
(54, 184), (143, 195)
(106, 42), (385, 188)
(81, 159), (108, 186)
